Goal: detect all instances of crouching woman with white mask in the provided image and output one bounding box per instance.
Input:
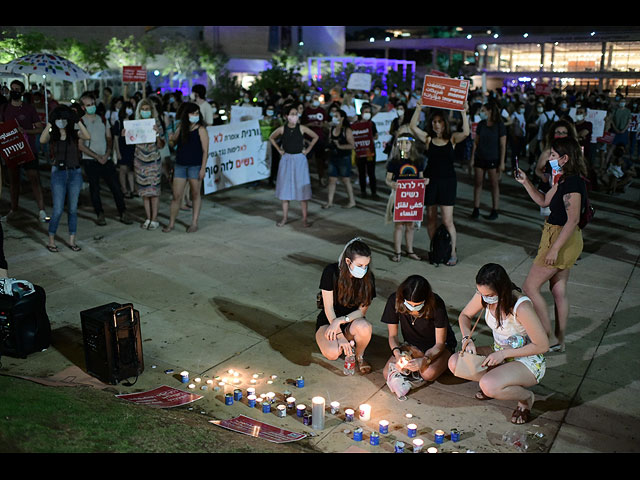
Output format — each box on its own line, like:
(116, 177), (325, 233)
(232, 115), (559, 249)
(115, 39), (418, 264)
(315, 238), (375, 374)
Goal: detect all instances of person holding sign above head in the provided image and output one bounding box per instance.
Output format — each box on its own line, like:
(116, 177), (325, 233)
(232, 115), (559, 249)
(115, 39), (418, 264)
(448, 263), (548, 424)
(269, 104), (318, 227)
(322, 109), (356, 210)
(410, 100), (469, 266)
(353, 103), (379, 200)
(163, 102), (209, 233)
(315, 238), (375, 375)
(470, 100), (507, 221)
(383, 275), (457, 401)
(515, 136), (588, 353)
(131, 98), (165, 230)
(385, 133), (426, 262)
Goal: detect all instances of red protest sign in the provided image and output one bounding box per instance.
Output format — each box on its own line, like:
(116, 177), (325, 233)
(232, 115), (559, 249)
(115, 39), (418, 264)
(122, 66), (147, 83)
(421, 75), (469, 111)
(596, 132), (615, 144)
(535, 82), (552, 96)
(394, 179), (426, 222)
(210, 415), (307, 444)
(350, 121), (375, 157)
(0, 119), (35, 168)
(115, 385), (202, 408)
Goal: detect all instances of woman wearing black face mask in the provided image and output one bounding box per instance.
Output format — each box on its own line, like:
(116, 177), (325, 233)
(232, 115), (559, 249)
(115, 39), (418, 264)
(382, 275), (457, 401)
(449, 263), (548, 425)
(315, 238), (375, 374)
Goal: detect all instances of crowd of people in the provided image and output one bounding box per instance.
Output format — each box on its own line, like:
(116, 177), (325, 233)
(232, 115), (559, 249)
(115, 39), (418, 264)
(1, 74), (637, 425)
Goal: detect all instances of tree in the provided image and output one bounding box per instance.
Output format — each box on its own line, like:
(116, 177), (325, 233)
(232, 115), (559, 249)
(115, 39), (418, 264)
(250, 50), (301, 98)
(56, 38), (109, 73)
(197, 44), (229, 91)
(106, 35), (155, 97)
(0, 30), (57, 63)
(158, 35), (199, 92)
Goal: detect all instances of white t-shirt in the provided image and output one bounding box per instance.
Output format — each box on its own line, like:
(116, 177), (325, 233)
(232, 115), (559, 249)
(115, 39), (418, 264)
(197, 100), (214, 126)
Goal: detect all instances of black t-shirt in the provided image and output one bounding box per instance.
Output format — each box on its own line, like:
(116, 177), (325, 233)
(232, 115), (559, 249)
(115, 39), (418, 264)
(386, 158), (425, 181)
(548, 174), (587, 226)
(381, 292), (457, 353)
(316, 262), (376, 331)
(475, 120), (506, 161)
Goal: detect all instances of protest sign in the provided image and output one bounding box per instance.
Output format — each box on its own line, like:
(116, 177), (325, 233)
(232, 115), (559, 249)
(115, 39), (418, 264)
(347, 72), (372, 92)
(231, 105), (263, 123)
(394, 179), (426, 222)
(123, 119), (156, 145)
(421, 75), (469, 111)
(204, 120), (269, 195)
(535, 82), (552, 96)
(116, 386), (202, 408)
(122, 66), (147, 83)
(351, 120), (375, 157)
(210, 415), (307, 444)
(372, 111), (397, 162)
(0, 119), (35, 168)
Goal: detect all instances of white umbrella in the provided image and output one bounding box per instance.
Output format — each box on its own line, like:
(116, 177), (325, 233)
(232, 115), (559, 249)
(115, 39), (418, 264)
(0, 53), (91, 122)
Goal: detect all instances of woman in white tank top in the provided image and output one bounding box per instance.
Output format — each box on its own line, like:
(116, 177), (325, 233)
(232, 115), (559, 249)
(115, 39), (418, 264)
(448, 263), (549, 425)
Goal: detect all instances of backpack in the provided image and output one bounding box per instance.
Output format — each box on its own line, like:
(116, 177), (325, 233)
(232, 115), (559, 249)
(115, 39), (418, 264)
(429, 224), (452, 266)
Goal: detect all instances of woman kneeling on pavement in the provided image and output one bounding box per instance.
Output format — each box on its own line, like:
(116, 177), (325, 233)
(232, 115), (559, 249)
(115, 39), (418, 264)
(383, 275), (457, 401)
(448, 263), (548, 424)
(315, 238), (374, 374)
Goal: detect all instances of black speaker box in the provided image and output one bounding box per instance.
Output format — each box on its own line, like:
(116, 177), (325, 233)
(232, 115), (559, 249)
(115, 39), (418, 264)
(80, 302), (144, 385)
(0, 285), (51, 359)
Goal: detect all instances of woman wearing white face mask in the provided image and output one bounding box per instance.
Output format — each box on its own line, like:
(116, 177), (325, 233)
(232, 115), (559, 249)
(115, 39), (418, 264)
(382, 275), (457, 401)
(130, 98), (165, 229)
(164, 102), (209, 233)
(315, 238), (375, 374)
(269, 104), (318, 227)
(515, 137), (588, 353)
(353, 103), (379, 199)
(323, 109), (356, 209)
(448, 263), (548, 425)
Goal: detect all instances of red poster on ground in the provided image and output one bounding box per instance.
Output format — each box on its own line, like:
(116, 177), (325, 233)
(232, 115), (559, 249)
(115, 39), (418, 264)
(210, 415), (307, 444)
(115, 385), (202, 408)
(351, 121), (375, 157)
(421, 75), (469, 111)
(0, 119), (35, 168)
(394, 179), (426, 222)
(122, 66), (147, 83)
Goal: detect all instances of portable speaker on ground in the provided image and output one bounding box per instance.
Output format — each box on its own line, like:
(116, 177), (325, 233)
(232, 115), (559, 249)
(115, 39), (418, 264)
(0, 284), (51, 360)
(80, 302), (144, 385)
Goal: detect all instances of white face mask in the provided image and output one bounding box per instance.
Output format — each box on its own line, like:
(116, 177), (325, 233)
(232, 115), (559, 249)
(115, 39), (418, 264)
(403, 300), (424, 312)
(189, 115), (200, 124)
(349, 263), (368, 279)
(362, 112), (371, 121)
(312, 100), (320, 107)
(482, 294), (499, 305)
(397, 109), (404, 117)
(332, 116), (340, 125)
(287, 114), (298, 124)
(54, 119), (67, 129)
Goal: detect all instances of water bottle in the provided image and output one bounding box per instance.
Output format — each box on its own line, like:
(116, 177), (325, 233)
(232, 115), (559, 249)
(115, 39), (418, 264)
(507, 335), (526, 349)
(343, 341), (356, 376)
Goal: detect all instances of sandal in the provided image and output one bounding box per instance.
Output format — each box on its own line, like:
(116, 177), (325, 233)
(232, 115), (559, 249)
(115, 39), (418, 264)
(67, 244), (82, 252)
(475, 390), (492, 401)
(549, 343), (565, 353)
(46, 244), (59, 253)
(510, 405), (531, 424)
(407, 251), (421, 261)
(446, 257), (458, 266)
(187, 225), (198, 233)
(356, 356), (371, 375)
(391, 252), (402, 262)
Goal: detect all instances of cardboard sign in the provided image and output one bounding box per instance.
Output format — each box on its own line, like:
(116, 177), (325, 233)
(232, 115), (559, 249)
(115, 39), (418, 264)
(421, 75), (469, 111)
(372, 111), (397, 162)
(351, 120), (375, 157)
(535, 82), (552, 96)
(394, 179), (426, 222)
(230, 105), (263, 124)
(209, 415), (307, 444)
(204, 120), (269, 195)
(123, 119), (156, 145)
(347, 73), (372, 92)
(122, 66), (147, 83)
(596, 132), (615, 144)
(0, 119), (35, 168)
(115, 386), (202, 408)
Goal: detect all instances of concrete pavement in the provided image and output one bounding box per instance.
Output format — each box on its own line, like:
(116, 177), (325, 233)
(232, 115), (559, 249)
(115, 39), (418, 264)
(1, 161), (639, 453)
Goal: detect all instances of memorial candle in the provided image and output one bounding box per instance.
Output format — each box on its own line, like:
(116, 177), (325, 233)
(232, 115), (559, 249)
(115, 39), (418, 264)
(312, 396), (325, 430)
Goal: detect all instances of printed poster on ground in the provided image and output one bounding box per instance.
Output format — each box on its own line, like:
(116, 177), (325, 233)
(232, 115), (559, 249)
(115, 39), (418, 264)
(204, 120), (269, 195)
(115, 385), (202, 408)
(421, 75), (469, 111)
(394, 179), (426, 222)
(210, 415), (307, 444)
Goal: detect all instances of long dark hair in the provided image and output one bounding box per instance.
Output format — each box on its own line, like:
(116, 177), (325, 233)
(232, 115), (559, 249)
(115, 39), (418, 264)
(48, 105), (79, 143)
(337, 240), (374, 308)
(551, 136), (588, 179)
(425, 108), (452, 141)
(395, 275), (437, 320)
(475, 263), (521, 328)
(178, 102), (203, 145)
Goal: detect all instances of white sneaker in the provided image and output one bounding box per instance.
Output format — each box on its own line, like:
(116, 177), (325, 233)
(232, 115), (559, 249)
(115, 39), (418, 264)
(141, 219), (151, 229)
(148, 221), (159, 230)
(39, 210), (49, 222)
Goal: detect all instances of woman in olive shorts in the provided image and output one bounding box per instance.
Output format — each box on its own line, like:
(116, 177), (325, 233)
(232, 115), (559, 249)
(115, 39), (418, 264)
(515, 136), (588, 353)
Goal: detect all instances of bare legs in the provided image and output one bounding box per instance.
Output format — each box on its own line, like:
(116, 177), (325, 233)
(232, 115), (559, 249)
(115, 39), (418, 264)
(163, 177), (202, 233)
(393, 222), (418, 260)
(426, 205), (457, 260)
(315, 319), (372, 363)
(323, 177), (355, 209)
(277, 200), (309, 227)
(473, 167), (500, 212)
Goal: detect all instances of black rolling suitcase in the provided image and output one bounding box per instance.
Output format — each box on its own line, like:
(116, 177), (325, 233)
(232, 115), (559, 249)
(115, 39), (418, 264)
(80, 302), (144, 385)
(0, 283), (51, 359)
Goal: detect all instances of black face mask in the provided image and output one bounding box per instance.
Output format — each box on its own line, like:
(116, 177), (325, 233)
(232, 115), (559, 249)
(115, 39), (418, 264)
(9, 91), (22, 101)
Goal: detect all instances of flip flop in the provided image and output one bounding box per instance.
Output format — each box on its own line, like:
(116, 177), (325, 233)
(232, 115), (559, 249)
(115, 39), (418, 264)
(391, 252), (402, 262)
(407, 252), (421, 261)
(511, 405), (531, 424)
(67, 244), (82, 252)
(475, 390), (492, 401)
(446, 257), (458, 266)
(356, 356), (371, 375)
(46, 245), (59, 253)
